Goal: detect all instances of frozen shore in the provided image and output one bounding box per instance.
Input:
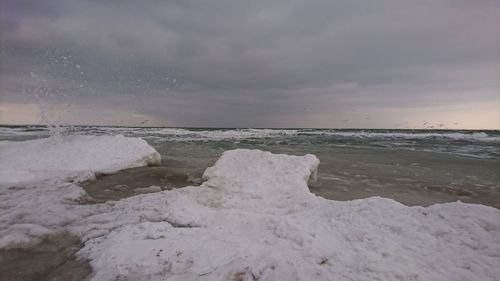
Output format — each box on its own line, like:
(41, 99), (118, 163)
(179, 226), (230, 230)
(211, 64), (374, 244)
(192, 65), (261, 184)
(0, 135), (161, 186)
(1, 135), (499, 280)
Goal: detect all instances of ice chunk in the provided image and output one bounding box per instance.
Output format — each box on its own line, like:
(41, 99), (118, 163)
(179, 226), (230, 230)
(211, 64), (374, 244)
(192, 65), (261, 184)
(0, 135), (161, 185)
(202, 149), (319, 194)
(134, 185), (162, 194)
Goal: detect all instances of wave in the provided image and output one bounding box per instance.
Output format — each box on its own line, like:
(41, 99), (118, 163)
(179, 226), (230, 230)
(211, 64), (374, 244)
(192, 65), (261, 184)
(1, 126), (499, 141)
(1, 126), (498, 159)
(143, 128), (500, 142)
(320, 131), (499, 141)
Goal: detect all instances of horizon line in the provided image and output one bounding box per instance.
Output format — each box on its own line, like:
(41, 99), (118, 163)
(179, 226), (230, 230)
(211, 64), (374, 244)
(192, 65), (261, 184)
(0, 123), (498, 131)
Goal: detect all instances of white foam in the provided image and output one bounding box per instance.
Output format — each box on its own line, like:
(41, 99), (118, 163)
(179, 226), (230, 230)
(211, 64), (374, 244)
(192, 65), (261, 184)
(322, 131), (499, 141)
(149, 128), (300, 140)
(144, 128), (500, 142)
(0, 135), (161, 185)
(2, 126), (498, 143)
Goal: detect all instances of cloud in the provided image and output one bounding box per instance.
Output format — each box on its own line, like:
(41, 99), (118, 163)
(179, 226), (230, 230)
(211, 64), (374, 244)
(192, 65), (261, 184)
(0, 0), (498, 128)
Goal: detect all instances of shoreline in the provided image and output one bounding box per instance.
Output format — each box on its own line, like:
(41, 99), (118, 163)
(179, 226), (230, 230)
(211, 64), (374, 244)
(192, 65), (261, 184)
(1, 135), (499, 280)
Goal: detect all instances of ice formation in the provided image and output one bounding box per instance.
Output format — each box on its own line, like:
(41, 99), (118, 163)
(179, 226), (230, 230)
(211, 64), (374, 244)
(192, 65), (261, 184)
(0, 135), (161, 185)
(1, 136), (499, 281)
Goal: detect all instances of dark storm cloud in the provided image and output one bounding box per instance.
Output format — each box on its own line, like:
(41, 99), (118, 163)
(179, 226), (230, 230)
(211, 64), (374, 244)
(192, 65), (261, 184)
(0, 0), (498, 127)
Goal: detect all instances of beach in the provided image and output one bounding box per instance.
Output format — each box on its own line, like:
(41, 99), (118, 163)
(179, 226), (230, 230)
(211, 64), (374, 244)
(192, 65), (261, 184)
(1, 126), (499, 280)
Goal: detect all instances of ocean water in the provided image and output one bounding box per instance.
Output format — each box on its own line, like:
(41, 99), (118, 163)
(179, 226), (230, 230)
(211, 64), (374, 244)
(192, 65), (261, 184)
(1, 125), (499, 208)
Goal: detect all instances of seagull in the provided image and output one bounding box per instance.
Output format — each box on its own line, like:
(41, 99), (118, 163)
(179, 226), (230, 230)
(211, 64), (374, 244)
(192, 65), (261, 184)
(141, 120), (149, 125)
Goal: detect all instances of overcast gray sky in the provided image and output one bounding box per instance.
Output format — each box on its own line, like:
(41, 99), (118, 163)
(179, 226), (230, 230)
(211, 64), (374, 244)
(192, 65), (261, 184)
(1, 0), (499, 128)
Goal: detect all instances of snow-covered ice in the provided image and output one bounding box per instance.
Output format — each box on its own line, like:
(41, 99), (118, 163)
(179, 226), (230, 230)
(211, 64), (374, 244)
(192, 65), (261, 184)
(1, 136), (499, 281)
(0, 134), (161, 185)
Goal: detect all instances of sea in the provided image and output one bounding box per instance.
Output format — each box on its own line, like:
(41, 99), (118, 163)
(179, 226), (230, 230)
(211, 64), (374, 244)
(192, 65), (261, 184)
(1, 125), (499, 208)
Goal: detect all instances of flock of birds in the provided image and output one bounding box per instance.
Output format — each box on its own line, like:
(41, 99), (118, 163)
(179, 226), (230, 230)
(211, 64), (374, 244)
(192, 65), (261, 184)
(339, 118), (461, 129)
(136, 118), (461, 129)
(395, 121), (460, 129)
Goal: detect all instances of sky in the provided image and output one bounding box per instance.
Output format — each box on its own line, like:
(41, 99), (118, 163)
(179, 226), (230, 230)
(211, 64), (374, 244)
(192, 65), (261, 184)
(0, 0), (499, 129)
